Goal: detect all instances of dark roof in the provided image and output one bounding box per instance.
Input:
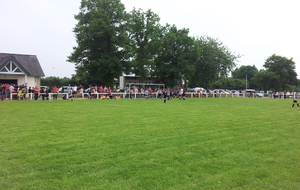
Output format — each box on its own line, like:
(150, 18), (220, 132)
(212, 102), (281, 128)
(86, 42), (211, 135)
(0, 53), (45, 77)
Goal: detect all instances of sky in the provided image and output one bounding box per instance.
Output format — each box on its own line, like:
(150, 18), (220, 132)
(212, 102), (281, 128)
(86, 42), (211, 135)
(1, 0), (300, 78)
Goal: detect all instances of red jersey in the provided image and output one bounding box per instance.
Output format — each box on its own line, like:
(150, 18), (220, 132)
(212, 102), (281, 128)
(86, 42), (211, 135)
(52, 87), (58, 93)
(99, 87), (104, 93)
(4, 85), (9, 92)
(34, 87), (39, 94)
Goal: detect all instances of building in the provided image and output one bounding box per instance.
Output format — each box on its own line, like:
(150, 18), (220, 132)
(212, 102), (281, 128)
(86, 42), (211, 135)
(0, 53), (45, 87)
(119, 75), (164, 90)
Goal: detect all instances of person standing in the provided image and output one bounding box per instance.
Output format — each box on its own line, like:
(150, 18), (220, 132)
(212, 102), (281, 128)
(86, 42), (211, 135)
(145, 88), (149, 99)
(40, 87), (45, 101)
(80, 86), (84, 98)
(27, 87), (32, 99)
(52, 86), (59, 100)
(163, 89), (167, 103)
(9, 84), (14, 99)
(179, 87), (183, 100)
(291, 90), (299, 108)
(157, 89), (162, 99)
(107, 87), (113, 99)
(34, 86), (39, 100)
(45, 87), (51, 100)
(67, 84), (72, 96)
(72, 85), (78, 98)
(292, 99), (299, 108)
(21, 86), (27, 100)
(0, 84), (4, 101)
(99, 86), (104, 93)
(4, 83), (9, 100)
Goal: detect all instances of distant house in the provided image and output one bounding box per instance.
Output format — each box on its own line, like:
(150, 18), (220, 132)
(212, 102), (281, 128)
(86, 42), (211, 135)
(0, 53), (45, 88)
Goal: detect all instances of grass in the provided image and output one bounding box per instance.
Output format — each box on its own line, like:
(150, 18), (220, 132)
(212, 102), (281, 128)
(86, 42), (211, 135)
(1, 97), (300, 189)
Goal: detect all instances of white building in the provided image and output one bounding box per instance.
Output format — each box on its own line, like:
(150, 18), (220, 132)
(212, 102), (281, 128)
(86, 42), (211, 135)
(0, 53), (45, 87)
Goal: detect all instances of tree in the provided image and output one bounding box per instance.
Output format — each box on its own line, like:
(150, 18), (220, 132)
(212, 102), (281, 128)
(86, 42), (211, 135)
(41, 76), (62, 87)
(41, 77), (73, 87)
(232, 65), (258, 80)
(251, 70), (278, 92)
(68, 0), (130, 87)
(189, 36), (239, 90)
(127, 8), (163, 80)
(70, 68), (89, 86)
(213, 78), (245, 90)
(231, 65), (258, 89)
(153, 25), (197, 87)
(263, 54), (297, 91)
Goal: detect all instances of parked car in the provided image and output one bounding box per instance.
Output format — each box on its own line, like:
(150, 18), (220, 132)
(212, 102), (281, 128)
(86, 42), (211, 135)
(230, 90), (239, 94)
(245, 89), (255, 97)
(254, 91), (264, 98)
(212, 89), (229, 94)
(193, 87), (205, 93)
(212, 89), (222, 94)
(59, 86), (69, 93)
(187, 88), (194, 93)
(40, 86), (48, 89)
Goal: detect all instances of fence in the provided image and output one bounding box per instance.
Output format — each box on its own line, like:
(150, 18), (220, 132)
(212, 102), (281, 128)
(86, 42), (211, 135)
(7, 92), (292, 100)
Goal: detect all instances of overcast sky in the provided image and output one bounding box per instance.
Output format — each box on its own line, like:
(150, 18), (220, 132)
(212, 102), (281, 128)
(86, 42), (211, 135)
(1, 0), (300, 78)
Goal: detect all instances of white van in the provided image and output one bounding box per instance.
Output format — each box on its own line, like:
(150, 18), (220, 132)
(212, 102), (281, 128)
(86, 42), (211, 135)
(245, 89), (255, 97)
(59, 86), (69, 93)
(193, 87), (205, 93)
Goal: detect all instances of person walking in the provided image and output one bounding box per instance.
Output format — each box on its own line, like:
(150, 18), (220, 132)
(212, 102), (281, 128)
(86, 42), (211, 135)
(292, 99), (299, 108)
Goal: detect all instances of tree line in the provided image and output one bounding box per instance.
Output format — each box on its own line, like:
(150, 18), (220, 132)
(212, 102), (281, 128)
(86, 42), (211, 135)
(67, 0), (239, 89)
(43, 0), (299, 92)
(226, 54), (299, 91)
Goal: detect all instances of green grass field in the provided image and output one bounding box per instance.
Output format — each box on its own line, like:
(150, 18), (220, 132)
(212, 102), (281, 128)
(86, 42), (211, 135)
(1, 97), (300, 189)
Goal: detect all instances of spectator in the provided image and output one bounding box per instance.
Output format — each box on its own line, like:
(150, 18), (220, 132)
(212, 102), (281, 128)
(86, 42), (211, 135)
(40, 87), (45, 101)
(0, 84), (4, 101)
(4, 83), (9, 99)
(34, 86), (39, 100)
(52, 86), (59, 100)
(72, 85), (78, 98)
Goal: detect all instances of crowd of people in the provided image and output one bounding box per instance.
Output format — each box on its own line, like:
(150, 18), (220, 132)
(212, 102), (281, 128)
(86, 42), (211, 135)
(0, 83), (121, 101)
(0, 83), (190, 101)
(0, 83), (27, 101)
(1, 82), (299, 102)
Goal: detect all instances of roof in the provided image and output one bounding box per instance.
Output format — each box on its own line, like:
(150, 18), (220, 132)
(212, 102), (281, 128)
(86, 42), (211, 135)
(0, 53), (45, 77)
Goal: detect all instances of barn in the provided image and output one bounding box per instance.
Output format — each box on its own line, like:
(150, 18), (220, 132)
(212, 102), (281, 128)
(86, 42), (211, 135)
(0, 53), (45, 88)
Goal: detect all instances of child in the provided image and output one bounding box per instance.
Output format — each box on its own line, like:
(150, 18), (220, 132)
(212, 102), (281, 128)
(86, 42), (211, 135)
(17, 90), (23, 100)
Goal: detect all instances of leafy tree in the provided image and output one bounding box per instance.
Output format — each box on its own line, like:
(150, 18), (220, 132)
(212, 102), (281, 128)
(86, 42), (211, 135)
(231, 65), (259, 89)
(263, 54), (297, 91)
(70, 68), (89, 87)
(41, 77), (73, 87)
(230, 78), (246, 90)
(60, 77), (74, 86)
(251, 70), (278, 92)
(127, 8), (163, 80)
(213, 78), (245, 90)
(189, 36), (239, 90)
(232, 65), (258, 80)
(41, 76), (62, 87)
(68, 0), (130, 87)
(211, 80), (223, 89)
(153, 25), (197, 87)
